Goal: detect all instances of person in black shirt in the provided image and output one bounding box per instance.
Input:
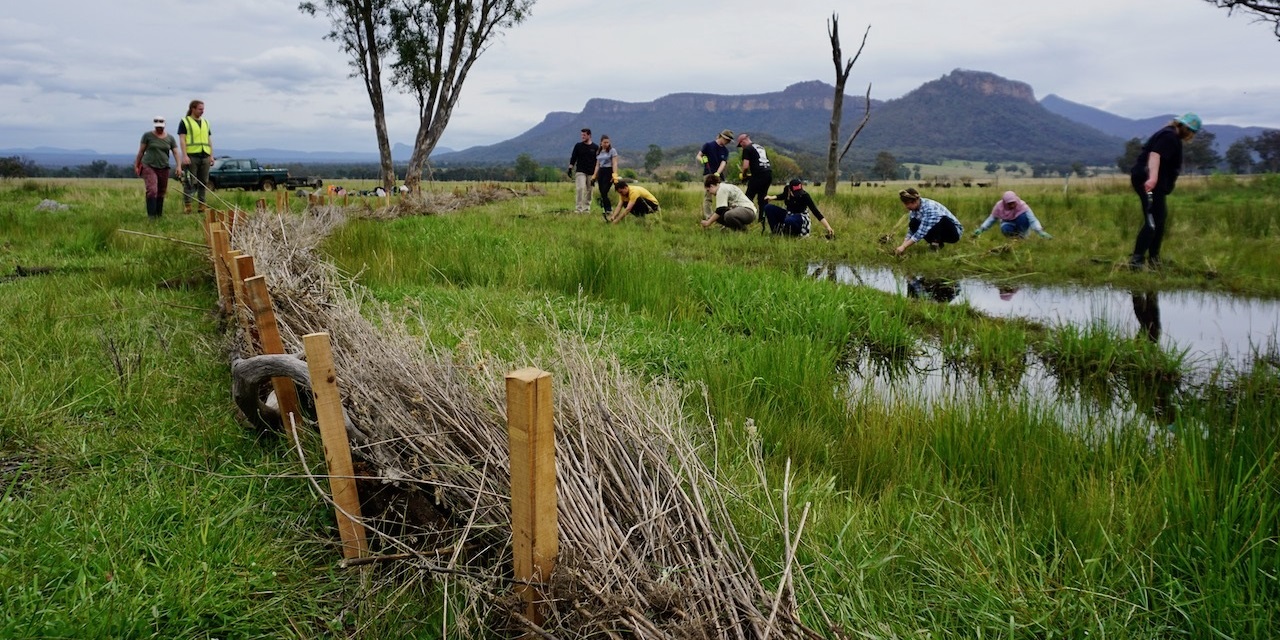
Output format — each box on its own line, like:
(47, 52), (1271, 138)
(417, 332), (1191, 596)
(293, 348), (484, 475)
(1129, 113), (1200, 270)
(736, 133), (773, 230)
(762, 179), (834, 239)
(567, 128), (599, 213)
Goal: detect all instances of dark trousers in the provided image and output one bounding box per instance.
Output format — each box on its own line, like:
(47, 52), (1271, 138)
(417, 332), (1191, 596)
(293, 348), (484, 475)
(597, 172), (615, 211)
(1131, 177), (1169, 262)
(629, 198), (659, 217)
(744, 170), (773, 224)
(909, 216), (961, 245)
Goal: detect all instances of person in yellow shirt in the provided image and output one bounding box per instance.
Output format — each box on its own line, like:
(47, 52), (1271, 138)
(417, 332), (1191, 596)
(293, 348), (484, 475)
(606, 181), (660, 224)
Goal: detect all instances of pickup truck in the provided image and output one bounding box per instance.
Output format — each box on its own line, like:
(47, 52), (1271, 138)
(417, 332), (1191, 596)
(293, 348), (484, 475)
(206, 158), (322, 191)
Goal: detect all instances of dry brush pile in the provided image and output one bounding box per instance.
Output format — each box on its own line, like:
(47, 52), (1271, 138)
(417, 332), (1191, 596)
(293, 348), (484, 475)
(224, 192), (826, 638)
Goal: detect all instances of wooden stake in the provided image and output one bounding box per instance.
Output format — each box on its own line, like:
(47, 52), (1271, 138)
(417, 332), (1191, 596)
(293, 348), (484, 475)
(276, 189), (287, 213)
(506, 367), (557, 627)
(244, 276), (301, 428)
(302, 332), (368, 559)
(209, 227), (233, 314)
(232, 254), (259, 350)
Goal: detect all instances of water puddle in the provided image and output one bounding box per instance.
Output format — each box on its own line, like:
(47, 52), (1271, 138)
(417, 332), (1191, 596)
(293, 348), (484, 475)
(813, 264), (1277, 437)
(811, 264), (1280, 371)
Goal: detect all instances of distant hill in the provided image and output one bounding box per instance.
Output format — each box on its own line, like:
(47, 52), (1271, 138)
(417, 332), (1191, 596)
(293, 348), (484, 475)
(434, 70), (1129, 168)
(1039, 94), (1271, 152)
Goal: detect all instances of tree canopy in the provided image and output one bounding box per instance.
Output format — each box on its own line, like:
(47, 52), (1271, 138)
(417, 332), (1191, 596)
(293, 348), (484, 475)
(1204, 1), (1280, 39)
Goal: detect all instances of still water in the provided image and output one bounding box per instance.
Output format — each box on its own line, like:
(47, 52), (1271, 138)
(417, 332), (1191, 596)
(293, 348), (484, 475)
(810, 265), (1279, 436)
(810, 264), (1280, 371)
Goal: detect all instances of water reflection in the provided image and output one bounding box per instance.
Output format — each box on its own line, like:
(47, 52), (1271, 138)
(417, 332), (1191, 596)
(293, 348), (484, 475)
(812, 264), (1280, 371)
(1128, 290), (1178, 431)
(906, 276), (959, 303)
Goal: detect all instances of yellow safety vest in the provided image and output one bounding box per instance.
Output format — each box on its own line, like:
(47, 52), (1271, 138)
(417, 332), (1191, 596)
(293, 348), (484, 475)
(182, 116), (211, 155)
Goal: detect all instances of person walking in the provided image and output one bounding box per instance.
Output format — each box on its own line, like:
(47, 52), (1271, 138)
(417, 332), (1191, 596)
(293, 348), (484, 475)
(736, 133), (773, 227)
(178, 99), (213, 214)
(972, 190), (1052, 239)
(606, 181), (660, 224)
(700, 174), (757, 231)
(592, 134), (620, 213)
(568, 128), (599, 213)
(894, 188), (963, 255)
(1129, 113), (1201, 270)
(762, 179), (835, 239)
(133, 116), (182, 219)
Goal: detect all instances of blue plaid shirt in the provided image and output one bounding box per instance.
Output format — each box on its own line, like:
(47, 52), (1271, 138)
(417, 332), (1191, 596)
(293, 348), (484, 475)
(908, 198), (963, 242)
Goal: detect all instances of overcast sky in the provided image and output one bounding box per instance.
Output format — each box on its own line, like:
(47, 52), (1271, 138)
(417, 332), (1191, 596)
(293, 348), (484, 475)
(2, 0), (1277, 155)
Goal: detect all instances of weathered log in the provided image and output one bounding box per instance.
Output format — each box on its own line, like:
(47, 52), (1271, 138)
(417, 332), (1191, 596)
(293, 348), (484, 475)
(231, 353), (319, 432)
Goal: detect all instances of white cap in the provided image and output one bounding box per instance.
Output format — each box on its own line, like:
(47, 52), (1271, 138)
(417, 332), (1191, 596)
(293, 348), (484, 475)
(153, 116), (166, 126)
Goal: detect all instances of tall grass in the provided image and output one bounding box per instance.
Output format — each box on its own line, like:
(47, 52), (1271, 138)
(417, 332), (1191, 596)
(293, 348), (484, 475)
(4, 178), (1276, 637)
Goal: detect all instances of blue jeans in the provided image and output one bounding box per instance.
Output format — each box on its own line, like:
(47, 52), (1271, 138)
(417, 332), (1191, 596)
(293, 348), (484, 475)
(1000, 212), (1032, 237)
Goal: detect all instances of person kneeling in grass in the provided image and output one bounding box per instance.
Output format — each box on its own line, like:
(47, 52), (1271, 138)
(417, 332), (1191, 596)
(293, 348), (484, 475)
(972, 190), (1052, 239)
(762, 178), (835, 239)
(700, 174), (757, 231)
(894, 188), (963, 255)
(607, 181), (660, 224)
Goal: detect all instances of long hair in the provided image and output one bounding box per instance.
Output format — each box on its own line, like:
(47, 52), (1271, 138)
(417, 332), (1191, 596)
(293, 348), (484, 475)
(1167, 119), (1196, 141)
(186, 100), (204, 117)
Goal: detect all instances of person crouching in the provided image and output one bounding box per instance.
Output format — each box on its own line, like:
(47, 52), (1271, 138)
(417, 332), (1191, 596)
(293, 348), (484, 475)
(894, 188), (963, 255)
(700, 174), (757, 231)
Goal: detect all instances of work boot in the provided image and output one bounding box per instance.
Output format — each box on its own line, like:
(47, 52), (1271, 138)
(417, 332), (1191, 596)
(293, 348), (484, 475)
(146, 197), (159, 219)
(156, 198), (165, 217)
(1129, 255), (1145, 271)
(183, 202), (192, 214)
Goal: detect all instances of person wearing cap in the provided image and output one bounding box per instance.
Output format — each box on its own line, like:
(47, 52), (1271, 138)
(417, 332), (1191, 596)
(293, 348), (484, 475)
(762, 179), (834, 239)
(973, 190), (1051, 239)
(700, 174), (757, 231)
(894, 187), (963, 255)
(1128, 112), (1201, 270)
(178, 99), (213, 214)
(133, 116), (182, 219)
(568, 128), (599, 213)
(606, 180), (660, 224)
(695, 129), (733, 179)
(735, 132), (773, 228)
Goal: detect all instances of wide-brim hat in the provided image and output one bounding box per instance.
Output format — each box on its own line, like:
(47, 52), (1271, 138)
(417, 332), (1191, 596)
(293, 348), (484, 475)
(717, 129), (734, 141)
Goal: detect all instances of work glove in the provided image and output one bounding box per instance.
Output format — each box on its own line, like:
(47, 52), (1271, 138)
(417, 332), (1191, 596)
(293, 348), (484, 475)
(825, 231), (835, 241)
(611, 174), (618, 184)
(1035, 229), (1053, 239)
(971, 230), (982, 238)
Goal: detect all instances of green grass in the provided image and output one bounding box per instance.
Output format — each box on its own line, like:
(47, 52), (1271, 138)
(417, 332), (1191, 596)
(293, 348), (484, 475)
(2, 177), (1277, 637)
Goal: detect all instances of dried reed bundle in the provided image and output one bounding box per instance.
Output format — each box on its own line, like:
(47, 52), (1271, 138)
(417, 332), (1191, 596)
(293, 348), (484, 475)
(226, 198), (816, 638)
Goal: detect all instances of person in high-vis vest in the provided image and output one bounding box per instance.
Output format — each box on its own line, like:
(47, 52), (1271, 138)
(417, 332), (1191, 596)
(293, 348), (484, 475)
(178, 99), (213, 214)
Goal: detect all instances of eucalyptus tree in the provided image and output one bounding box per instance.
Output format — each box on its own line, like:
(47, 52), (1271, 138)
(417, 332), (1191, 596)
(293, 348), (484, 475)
(823, 14), (871, 197)
(301, 0), (535, 190)
(1203, 0), (1280, 38)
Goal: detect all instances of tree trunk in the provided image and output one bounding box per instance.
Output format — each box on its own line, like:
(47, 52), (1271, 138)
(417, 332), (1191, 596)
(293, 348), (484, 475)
(825, 17), (870, 198)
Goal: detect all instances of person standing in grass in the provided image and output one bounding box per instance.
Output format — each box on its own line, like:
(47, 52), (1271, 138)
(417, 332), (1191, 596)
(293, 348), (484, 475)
(1129, 112), (1201, 270)
(606, 181), (660, 223)
(736, 132), (773, 227)
(894, 187), (962, 255)
(695, 129), (733, 179)
(568, 128), (598, 213)
(973, 190), (1052, 239)
(592, 135), (620, 213)
(700, 174), (757, 231)
(134, 116), (182, 220)
(178, 99), (213, 214)
(762, 178), (835, 239)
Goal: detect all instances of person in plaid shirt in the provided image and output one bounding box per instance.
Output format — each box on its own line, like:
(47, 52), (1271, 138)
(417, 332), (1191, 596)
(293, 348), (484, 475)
(895, 188), (963, 255)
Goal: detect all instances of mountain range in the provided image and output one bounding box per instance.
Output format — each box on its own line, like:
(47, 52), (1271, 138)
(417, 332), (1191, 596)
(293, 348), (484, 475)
(6, 70), (1273, 169)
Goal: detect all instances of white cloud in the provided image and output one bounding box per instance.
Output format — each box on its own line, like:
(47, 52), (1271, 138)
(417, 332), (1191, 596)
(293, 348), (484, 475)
(2, 0), (1276, 155)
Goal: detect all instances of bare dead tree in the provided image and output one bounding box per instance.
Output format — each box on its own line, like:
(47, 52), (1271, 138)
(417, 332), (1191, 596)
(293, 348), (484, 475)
(824, 15), (871, 198)
(393, 0), (535, 191)
(299, 0), (398, 191)
(1204, 0), (1280, 38)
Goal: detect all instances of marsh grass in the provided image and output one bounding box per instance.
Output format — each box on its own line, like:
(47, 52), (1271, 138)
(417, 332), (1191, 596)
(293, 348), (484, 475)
(3, 178), (1277, 637)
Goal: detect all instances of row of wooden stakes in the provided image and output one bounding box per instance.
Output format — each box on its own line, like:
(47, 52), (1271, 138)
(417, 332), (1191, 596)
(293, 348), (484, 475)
(202, 207), (558, 626)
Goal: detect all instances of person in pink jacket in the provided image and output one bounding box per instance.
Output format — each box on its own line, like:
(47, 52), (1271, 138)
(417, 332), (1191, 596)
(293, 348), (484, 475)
(972, 190), (1052, 239)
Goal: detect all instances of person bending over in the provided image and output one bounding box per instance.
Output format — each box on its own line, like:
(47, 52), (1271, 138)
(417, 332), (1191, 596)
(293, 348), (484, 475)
(607, 181), (660, 224)
(700, 174), (757, 231)
(894, 188), (963, 255)
(762, 178), (834, 239)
